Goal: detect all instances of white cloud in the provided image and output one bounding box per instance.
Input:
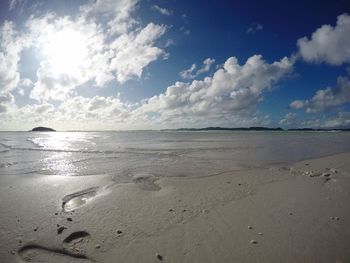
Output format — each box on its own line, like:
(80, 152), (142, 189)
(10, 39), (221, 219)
(297, 13), (350, 65)
(1, 95), (144, 130)
(290, 76), (350, 113)
(80, 0), (139, 36)
(9, 0), (26, 11)
(152, 5), (172, 16)
(0, 21), (28, 94)
(180, 58), (215, 79)
(246, 23), (263, 34)
(299, 112), (350, 128)
(141, 55), (293, 125)
(17, 78), (33, 96)
(289, 100), (305, 110)
(0, 55), (293, 130)
(279, 112), (297, 126)
(164, 39), (174, 48)
(109, 23), (167, 83)
(57, 96), (133, 123)
(180, 26), (190, 35)
(2, 0), (168, 102)
(323, 112), (350, 128)
(0, 93), (14, 113)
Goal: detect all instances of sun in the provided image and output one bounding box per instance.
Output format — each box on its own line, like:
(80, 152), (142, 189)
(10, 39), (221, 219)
(42, 29), (88, 75)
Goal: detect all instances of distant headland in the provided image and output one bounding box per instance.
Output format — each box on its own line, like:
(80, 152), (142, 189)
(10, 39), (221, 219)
(161, 127), (350, 132)
(30, 127), (56, 132)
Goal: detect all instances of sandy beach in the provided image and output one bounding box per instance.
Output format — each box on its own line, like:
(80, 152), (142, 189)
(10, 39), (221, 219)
(1, 150), (350, 263)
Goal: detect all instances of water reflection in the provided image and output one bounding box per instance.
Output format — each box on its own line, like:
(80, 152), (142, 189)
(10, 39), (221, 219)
(38, 132), (85, 176)
(42, 152), (78, 176)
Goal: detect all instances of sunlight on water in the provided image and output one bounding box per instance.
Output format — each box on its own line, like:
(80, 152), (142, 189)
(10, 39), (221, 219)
(42, 152), (77, 176)
(2, 131), (350, 179)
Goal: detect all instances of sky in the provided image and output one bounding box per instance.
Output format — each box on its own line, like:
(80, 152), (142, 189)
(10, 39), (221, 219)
(0, 0), (350, 130)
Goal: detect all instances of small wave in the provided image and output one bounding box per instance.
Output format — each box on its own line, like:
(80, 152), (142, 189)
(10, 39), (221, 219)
(0, 162), (18, 168)
(26, 138), (43, 148)
(0, 142), (12, 149)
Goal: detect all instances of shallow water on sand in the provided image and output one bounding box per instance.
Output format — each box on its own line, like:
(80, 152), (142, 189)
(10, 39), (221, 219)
(1, 131), (350, 181)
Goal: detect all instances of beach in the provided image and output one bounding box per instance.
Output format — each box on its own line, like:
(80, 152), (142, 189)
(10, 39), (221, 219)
(1, 132), (350, 262)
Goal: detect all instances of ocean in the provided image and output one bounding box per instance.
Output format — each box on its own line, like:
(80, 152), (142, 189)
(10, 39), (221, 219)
(2, 131), (350, 182)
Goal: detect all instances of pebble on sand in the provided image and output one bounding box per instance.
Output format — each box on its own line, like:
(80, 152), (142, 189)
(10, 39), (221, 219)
(258, 232), (263, 235)
(57, 226), (66, 234)
(156, 253), (163, 260)
(95, 244), (101, 249)
(67, 217), (73, 221)
(288, 212), (293, 215)
(250, 240), (258, 244)
(117, 230), (122, 234)
(248, 226), (253, 229)
(33, 227), (38, 232)
(168, 208), (174, 212)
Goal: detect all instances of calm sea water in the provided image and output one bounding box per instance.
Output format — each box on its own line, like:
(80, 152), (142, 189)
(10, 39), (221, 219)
(1, 131), (350, 181)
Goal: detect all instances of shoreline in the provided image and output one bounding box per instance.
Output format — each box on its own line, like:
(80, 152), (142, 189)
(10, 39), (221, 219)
(1, 151), (350, 262)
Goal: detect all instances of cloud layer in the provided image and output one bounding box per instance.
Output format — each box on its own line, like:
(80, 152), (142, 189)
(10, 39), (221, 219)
(1, 0), (167, 104)
(1, 2), (350, 130)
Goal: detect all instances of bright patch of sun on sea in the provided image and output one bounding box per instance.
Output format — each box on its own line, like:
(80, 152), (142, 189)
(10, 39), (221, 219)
(41, 29), (88, 75)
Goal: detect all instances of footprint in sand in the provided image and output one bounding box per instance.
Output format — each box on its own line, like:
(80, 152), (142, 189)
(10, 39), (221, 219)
(17, 231), (94, 263)
(132, 174), (161, 191)
(62, 187), (99, 212)
(63, 231), (93, 255)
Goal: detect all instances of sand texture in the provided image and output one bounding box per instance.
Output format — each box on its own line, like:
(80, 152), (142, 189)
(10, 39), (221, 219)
(1, 152), (350, 262)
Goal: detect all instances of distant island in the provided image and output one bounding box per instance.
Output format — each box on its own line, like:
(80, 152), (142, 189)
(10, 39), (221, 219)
(167, 127), (283, 131)
(161, 126), (350, 132)
(31, 127), (56, 132)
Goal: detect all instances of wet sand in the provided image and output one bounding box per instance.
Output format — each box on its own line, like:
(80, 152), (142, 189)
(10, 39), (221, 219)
(1, 152), (350, 262)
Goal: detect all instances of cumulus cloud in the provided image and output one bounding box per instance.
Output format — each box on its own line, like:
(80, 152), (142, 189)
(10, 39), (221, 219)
(152, 5), (172, 16)
(109, 23), (167, 83)
(1, 0), (168, 102)
(297, 13), (350, 65)
(0, 21), (28, 94)
(290, 76), (350, 113)
(180, 58), (215, 79)
(141, 55), (293, 125)
(0, 54), (293, 129)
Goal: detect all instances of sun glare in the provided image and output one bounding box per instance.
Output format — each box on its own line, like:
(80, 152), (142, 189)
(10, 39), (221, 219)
(42, 29), (88, 75)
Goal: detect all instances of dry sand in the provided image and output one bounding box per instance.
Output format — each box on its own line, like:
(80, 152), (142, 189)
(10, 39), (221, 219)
(1, 152), (350, 262)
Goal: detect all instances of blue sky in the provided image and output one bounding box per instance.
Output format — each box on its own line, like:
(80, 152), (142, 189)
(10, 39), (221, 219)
(0, 0), (350, 130)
